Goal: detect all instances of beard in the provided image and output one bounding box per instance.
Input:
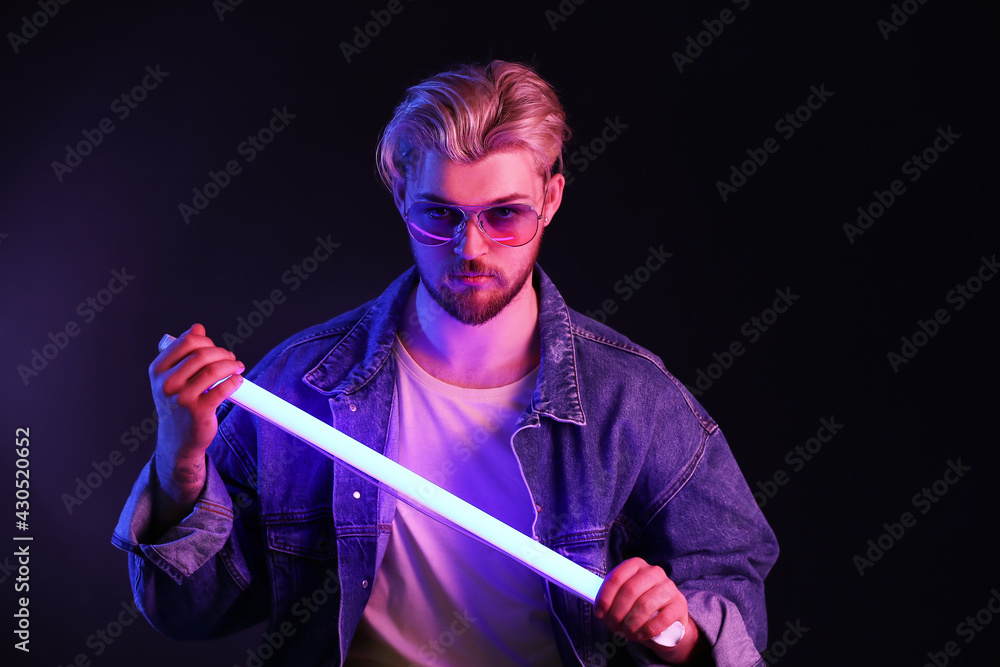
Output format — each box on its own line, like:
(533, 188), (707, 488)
(416, 255), (537, 326)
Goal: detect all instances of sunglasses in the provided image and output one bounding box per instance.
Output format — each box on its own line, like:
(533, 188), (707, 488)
(404, 201), (544, 247)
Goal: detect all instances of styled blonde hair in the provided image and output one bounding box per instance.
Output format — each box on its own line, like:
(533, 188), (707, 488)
(377, 60), (570, 189)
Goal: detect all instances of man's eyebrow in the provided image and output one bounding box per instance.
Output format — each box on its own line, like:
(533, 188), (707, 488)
(413, 192), (535, 205)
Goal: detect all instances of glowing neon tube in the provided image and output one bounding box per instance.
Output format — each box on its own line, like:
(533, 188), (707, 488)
(158, 334), (684, 648)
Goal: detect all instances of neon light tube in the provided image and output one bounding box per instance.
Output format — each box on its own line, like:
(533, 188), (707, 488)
(158, 334), (684, 648)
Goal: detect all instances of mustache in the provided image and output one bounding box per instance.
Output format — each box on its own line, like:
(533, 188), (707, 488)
(452, 259), (501, 277)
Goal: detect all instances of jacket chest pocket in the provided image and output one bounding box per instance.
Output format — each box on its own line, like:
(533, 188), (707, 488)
(266, 516), (338, 560)
(549, 530), (608, 578)
(263, 516), (344, 658)
(264, 516), (341, 624)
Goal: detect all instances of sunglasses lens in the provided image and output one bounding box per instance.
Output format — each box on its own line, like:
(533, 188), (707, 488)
(480, 205), (537, 245)
(407, 204), (465, 245)
(407, 203), (538, 246)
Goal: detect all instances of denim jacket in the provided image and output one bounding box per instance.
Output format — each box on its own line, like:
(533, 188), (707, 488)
(113, 265), (778, 666)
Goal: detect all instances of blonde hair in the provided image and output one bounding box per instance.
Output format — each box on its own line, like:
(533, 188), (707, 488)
(377, 60), (570, 189)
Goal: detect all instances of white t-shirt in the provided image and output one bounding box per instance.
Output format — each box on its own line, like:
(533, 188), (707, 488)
(344, 337), (560, 666)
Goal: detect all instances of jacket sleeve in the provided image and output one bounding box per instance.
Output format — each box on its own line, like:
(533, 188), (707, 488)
(110, 406), (270, 639)
(625, 423), (779, 667)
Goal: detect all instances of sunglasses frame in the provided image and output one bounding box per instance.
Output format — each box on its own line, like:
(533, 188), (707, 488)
(403, 186), (549, 248)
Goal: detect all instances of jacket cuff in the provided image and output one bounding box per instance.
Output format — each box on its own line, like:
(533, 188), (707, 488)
(111, 456), (234, 583)
(685, 589), (764, 667)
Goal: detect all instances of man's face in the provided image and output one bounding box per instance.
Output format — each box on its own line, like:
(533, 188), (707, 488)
(394, 149), (563, 326)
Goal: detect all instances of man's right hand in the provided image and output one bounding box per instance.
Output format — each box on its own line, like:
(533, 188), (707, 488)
(148, 323), (244, 528)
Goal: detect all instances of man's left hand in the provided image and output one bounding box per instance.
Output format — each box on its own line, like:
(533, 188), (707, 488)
(594, 557), (706, 664)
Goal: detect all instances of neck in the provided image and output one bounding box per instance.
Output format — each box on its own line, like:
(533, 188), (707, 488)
(398, 273), (541, 389)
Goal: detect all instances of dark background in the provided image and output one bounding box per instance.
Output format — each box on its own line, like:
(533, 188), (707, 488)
(1, 0), (996, 665)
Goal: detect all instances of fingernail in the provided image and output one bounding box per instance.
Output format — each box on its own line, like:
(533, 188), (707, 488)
(237, 361), (245, 370)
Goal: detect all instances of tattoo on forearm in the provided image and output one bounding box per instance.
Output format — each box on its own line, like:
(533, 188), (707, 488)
(173, 461), (205, 486)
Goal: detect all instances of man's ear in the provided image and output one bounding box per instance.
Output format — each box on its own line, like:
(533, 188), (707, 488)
(541, 173), (566, 228)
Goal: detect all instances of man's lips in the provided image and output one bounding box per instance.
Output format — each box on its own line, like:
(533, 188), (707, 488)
(450, 272), (494, 284)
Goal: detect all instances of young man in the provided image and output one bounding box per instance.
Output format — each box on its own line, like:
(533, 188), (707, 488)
(114, 60), (778, 666)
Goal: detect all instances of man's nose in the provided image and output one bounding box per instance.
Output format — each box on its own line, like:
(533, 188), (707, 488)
(453, 214), (490, 259)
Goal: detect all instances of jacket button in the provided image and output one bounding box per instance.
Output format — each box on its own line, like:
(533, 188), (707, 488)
(353, 491), (361, 499)
(361, 579), (369, 589)
(349, 403), (358, 412)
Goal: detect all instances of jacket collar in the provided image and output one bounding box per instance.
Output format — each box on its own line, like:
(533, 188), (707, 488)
(303, 264), (585, 425)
